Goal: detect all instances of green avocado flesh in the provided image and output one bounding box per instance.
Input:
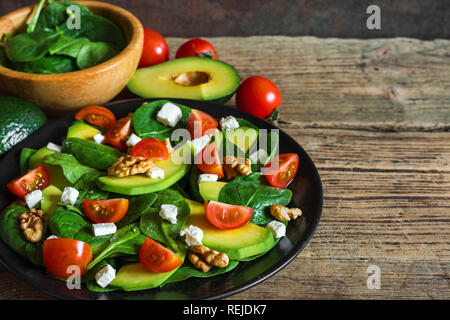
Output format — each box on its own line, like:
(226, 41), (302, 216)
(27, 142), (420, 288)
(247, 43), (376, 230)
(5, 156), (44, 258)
(97, 153), (190, 195)
(127, 57), (240, 104)
(185, 200), (275, 260)
(67, 122), (101, 140)
(41, 185), (62, 216)
(225, 127), (258, 153)
(199, 181), (227, 201)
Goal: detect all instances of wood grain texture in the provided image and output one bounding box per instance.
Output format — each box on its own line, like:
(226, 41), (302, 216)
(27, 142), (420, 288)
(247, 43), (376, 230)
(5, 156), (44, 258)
(0, 36), (449, 300)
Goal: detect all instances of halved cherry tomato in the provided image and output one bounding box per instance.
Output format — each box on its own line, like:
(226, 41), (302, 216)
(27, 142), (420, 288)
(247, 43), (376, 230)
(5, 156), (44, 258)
(83, 199), (129, 223)
(75, 106), (116, 129)
(236, 76), (282, 119)
(175, 38), (217, 59)
(187, 109), (218, 139)
(205, 201), (254, 230)
(130, 138), (169, 160)
(139, 238), (183, 273)
(263, 153), (299, 188)
(6, 165), (50, 198)
(43, 238), (92, 279)
(105, 114), (132, 152)
(195, 142), (224, 178)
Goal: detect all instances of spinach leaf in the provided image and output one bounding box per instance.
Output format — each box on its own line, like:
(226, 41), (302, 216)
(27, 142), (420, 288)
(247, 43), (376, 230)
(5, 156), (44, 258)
(48, 36), (90, 58)
(140, 189), (190, 251)
(162, 260), (239, 286)
(0, 202), (43, 265)
(19, 148), (36, 174)
(131, 100), (192, 140)
(44, 152), (99, 184)
(4, 30), (60, 62)
(249, 131), (279, 171)
(218, 173), (292, 225)
(72, 171), (109, 208)
(188, 166), (203, 202)
(115, 193), (158, 228)
(35, 1), (93, 32)
(61, 137), (122, 170)
(87, 223), (141, 270)
(26, 0), (47, 33)
(12, 55), (78, 74)
(78, 15), (125, 48)
(76, 41), (120, 69)
(0, 47), (12, 68)
(48, 206), (110, 252)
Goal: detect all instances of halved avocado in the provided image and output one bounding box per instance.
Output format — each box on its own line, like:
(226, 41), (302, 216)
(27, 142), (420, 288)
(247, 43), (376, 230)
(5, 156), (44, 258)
(185, 200), (275, 260)
(67, 121), (101, 140)
(97, 151), (190, 195)
(127, 57), (240, 104)
(199, 181), (227, 201)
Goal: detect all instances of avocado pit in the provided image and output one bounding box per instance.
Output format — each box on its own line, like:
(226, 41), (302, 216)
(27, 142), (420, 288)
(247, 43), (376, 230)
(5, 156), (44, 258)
(172, 71), (211, 86)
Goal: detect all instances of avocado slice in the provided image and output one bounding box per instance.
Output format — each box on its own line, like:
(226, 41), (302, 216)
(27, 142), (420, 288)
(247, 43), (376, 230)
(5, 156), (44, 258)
(67, 121), (101, 140)
(41, 185), (62, 216)
(127, 57), (240, 104)
(185, 200), (275, 260)
(97, 151), (190, 195)
(225, 126), (258, 153)
(199, 181), (227, 201)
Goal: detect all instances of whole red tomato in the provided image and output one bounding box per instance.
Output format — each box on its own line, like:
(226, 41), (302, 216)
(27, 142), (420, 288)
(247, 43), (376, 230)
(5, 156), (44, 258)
(175, 38), (217, 59)
(138, 28), (169, 68)
(236, 76), (282, 119)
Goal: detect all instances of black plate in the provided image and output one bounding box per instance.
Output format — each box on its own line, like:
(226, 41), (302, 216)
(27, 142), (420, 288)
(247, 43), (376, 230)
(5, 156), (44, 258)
(0, 98), (322, 300)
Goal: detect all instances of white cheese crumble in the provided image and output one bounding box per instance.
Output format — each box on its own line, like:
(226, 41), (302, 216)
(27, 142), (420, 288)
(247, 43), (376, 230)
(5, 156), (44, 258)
(147, 166), (165, 179)
(95, 264), (116, 288)
(126, 133), (142, 147)
(46, 142), (62, 152)
(180, 225), (203, 246)
(60, 187), (79, 206)
(159, 204), (178, 224)
(198, 174), (219, 183)
(220, 116), (239, 131)
(156, 102), (182, 127)
(46, 235), (58, 240)
(25, 190), (42, 209)
(190, 135), (211, 155)
(92, 223), (117, 237)
(266, 220), (286, 238)
(93, 133), (105, 144)
(249, 149), (268, 165)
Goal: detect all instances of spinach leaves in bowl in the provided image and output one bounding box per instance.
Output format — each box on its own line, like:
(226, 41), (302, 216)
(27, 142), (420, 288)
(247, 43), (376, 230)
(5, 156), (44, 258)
(0, 0), (125, 74)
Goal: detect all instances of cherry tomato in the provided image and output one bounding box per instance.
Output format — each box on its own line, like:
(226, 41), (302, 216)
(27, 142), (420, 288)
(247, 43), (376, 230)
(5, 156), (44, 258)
(105, 114), (132, 152)
(43, 238), (92, 279)
(187, 109), (218, 139)
(195, 142), (224, 178)
(75, 106), (116, 129)
(263, 153), (299, 188)
(236, 76), (282, 119)
(138, 28), (169, 68)
(175, 38), (217, 59)
(139, 238), (183, 273)
(130, 138), (169, 161)
(205, 201), (254, 230)
(83, 199), (129, 223)
(7, 165), (50, 198)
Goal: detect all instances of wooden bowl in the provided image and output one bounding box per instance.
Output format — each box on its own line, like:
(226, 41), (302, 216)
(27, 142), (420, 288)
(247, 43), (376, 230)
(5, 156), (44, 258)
(0, 1), (143, 115)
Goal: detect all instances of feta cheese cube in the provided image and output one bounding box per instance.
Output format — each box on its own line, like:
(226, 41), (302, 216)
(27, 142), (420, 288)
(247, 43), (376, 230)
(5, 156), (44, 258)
(25, 190), (42, 209)
(95, 264), (116, 288)
(249, 149), (268, 165)
(126, 133), (142, 147)
(92, 223), (117, 236)
(198, 174), (219, 183)
(46, 142), (62, 152)
(93, 133), (105, 144)
(147, 166), (165, 179)
(180, 225), (203, 246)
(159, 204), (178, 224)
(266, 220), (286, 238)
(163, 138), (174, 153)
(190, 135), (211, 155)
(156, 102), (182, 127)
(60, 187), (79, 206)
(46, 235), (58, 240)
(220, 116), (239, 131)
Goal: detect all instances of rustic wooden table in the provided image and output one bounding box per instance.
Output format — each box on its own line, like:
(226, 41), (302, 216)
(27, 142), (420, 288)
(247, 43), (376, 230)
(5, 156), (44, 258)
(0, 36), (449, 299)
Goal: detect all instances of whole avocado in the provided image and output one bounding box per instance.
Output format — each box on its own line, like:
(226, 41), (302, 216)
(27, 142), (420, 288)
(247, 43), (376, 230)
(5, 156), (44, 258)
(0, 96), (47, 155)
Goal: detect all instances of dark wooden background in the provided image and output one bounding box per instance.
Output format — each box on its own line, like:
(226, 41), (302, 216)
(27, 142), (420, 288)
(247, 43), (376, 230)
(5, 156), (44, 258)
(0, 0), (448, 39)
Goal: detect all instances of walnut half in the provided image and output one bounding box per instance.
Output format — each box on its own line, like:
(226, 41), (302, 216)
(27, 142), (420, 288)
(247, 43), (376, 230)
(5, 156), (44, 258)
(19, 208), (44, 243)
(108, 155), (155, 177)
